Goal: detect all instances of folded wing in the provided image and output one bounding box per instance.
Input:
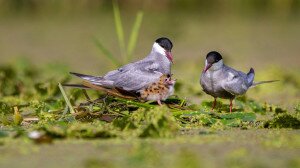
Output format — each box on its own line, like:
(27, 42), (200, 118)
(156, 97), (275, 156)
(104, 60), (163, 91)
(71, 60), (163, 92)
(221, 66), (253, 96)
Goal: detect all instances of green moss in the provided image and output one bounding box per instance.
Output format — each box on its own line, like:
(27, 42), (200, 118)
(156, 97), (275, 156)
(67, 122), (117, 139)
(265, 113), (300, 129)
(295, 104), (300, 113)
(274, 107), (287, 114)
(139, 108), (179, 136)
(0, 60), (299, 142)
(0, 102), (12, 114)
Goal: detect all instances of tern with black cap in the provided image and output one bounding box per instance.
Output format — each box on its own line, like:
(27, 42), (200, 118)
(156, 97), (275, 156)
(200, 51), (277, 113)
(67, 37), (174, 103)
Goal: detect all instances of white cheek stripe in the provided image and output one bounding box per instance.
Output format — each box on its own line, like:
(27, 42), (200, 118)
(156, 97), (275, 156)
(152, 42), (166, 55)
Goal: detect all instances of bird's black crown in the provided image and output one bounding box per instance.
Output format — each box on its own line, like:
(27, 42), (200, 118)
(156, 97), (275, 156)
(206, 51), (223, 64)
(155, 37), (173, 51)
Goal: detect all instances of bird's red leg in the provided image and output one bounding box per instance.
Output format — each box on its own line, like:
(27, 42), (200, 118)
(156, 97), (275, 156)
(157, 99), (162, 106)
(229, 99), (233, 113)
(212, 98), (217, 111)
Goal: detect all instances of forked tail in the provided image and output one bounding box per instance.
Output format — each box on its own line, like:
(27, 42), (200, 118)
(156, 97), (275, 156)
(250, 80), (279, 88)
(69, 72), (114, 88)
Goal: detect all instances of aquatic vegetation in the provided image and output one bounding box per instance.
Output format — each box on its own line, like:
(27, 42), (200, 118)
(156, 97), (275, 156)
(0, 60), (299, 143)
(265, 113), (300, 129)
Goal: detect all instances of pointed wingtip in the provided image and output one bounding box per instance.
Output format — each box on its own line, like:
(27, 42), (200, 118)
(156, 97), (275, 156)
(69, 72), (92, 79)
(69, 72), (82, 77)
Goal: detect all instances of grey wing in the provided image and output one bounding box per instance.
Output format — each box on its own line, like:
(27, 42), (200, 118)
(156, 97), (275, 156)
(221, 66), (249, 95)
(104, 61), (162, 91)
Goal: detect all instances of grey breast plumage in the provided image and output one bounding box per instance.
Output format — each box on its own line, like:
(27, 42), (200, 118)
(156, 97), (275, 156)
(200, 65), (255, 99)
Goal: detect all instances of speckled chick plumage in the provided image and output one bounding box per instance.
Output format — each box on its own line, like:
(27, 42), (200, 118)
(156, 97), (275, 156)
(140, 74), (175, 105)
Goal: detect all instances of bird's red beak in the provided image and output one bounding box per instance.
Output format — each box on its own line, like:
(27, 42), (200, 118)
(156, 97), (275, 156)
(204, 64), (212, 73)
(165, 51), (173, 63)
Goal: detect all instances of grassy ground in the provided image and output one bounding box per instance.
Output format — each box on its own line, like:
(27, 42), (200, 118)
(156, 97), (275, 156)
(0, 10), (300, 168)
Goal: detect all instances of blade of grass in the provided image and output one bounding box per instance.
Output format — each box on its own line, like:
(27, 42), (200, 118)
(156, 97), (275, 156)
(93, 37), (122, 67)
(112, 0), (126, 62)
(13, 106), (23, 125)
(58, 83), (75, 114)
(59, 105), (69, 120)
(127, 11), (144, 61)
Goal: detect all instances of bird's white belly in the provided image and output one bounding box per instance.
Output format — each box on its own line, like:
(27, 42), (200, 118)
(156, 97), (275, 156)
(206, 71), (220, 91)
(201, 70), (226, 98)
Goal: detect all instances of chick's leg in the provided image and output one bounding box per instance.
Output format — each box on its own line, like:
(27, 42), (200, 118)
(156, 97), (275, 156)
(157, 99), (162, 106)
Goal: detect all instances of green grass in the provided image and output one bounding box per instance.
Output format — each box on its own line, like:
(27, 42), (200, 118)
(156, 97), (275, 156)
(93, 1), (144, 67)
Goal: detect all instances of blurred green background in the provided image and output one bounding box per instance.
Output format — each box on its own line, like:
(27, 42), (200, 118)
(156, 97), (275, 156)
(0, 2), (300, 167)
(0, 0), (299, 106)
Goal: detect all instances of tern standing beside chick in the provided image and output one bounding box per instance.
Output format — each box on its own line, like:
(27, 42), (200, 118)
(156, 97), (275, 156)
(69, 37), (175, 105)
(200, 51), (277, 113)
